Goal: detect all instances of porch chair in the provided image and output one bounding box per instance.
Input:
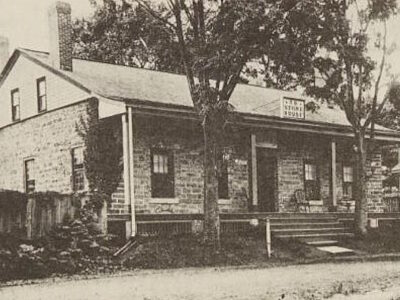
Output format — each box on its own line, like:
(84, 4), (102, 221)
(293, 189), (310, 212)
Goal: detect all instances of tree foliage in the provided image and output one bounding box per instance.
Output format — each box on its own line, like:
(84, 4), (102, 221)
(302, 0), (398, 234)
(73, 0), (183, 73)
(76, 100), (123, 208)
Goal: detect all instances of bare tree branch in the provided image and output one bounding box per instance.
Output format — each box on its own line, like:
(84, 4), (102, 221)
(136, 0), (178, 31)
(363, 21), (387, 132)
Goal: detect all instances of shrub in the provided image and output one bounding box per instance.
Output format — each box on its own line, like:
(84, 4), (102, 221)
(0, 203), (119, 282)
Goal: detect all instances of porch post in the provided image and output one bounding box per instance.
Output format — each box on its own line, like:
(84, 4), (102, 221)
(398, 149), (400, 191)
(122, 114), (132, 239)
(122, 114), (130, 206)
(127, 106), (137, 237)
(251, 134), (258, 208)
(331, 139), (337, 207)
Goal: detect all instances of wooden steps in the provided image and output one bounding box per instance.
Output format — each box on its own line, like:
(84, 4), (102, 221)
(271, 216), (354, 239)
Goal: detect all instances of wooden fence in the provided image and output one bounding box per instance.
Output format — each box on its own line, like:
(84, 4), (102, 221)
(0, 191), (81, 239)
(26, 195), (78, 239)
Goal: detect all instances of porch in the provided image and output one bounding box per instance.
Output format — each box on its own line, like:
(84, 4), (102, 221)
(108, 212), (400, 239)
(99, 96), (400, 238)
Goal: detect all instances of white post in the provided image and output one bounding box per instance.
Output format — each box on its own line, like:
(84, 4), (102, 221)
(398, 149), (400, 192)
(266, 217), (271, 258)
(331, 140), (337, 207)
(127, 106), (136, 237)
(122, 114), (130, 206)
(251, 134), (258, 208)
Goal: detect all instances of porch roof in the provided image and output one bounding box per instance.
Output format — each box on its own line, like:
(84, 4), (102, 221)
(15, 48), (400, 141)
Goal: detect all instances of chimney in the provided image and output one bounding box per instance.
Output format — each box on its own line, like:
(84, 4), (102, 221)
(48, 1), (73, 71)
(0, 36), (10, 72)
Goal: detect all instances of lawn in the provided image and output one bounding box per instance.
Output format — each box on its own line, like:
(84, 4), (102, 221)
(337, 221), (400, 254)
(121, 232), (330, 269)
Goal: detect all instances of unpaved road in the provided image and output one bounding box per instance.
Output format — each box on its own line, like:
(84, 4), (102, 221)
(2, 261), (400, 300)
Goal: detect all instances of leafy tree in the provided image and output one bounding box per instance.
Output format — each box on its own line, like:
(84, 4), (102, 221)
(73, 0), (183, 73)
(134, 0), (327, 248)
(304, 0), (398, 235)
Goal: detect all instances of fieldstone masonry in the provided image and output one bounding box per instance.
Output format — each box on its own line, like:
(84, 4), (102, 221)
(110, 127), (385, 216)
(0, 99), (94, 193)
(110, 117), (250, 215)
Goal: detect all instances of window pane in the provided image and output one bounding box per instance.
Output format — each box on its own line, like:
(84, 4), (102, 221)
(25, 160), (35, 193)
(163, 155), (168, 173)
(38, 79), (46, 96)
(39, 95), (47, 111)
(151, 149), (174, 198)
(153, 154), (159, 173)
(11, 90), (20, 121)
(305, 163), (316, 181)
(72, 148), (85, 191)
(74, 170), (85, 191)
(153, 153), (169, 174)
(343, 166), (353, 182)
(73, 147), (84, 167)
(12, 90), (19, 105)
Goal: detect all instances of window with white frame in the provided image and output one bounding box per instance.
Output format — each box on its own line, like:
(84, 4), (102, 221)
(37, 77), (47, 112)
(11, 88), (20, 121)
(343, 165), (354, 198)
(72, 147), (85, 191)
(24, 159), (35, 193)
(304, 160), (320, 200)
(151, 149), (174, 198)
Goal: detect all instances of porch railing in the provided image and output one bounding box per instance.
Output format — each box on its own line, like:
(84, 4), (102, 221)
(383, 193), (400, 213)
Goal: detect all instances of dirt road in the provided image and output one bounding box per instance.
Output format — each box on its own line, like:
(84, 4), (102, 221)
(2, 261), (400, 300)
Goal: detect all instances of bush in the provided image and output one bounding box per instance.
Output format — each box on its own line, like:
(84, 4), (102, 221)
(0, 204), (119, 282)
(122, 232), (268, 269)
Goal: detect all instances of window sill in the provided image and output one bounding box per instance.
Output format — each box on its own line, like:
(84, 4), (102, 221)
(218, 199), (231, 205)
(149, 198), (179, 204)
(308, 200), (323, 206)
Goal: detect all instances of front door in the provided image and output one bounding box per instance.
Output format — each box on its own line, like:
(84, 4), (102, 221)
(257, 149), (277, 212)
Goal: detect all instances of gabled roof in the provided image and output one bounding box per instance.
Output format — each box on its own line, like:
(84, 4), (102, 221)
(1, 48), (397, 137)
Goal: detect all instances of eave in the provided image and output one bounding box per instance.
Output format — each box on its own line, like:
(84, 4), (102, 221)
(111, 96), (400, 143)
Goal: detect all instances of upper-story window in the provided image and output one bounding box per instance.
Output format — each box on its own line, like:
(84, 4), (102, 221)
(37, 77), (47, 112)
(11, 88), (20, 122)
(72, 147), (85, 191)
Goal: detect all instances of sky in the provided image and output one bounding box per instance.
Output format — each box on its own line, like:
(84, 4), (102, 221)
(1, 0), (400, 86)
(0, 0), (94, 51)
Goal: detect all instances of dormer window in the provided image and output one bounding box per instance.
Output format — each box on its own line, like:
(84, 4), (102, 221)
(11, 88), (20, 121)
(37, 77), (47, 112)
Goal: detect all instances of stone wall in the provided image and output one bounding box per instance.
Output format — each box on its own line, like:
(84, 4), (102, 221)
(109, 116), (250, 215)
(277, 133), (331, 212)
(110, 123), (386, 216)
(0, 99), (95, 193)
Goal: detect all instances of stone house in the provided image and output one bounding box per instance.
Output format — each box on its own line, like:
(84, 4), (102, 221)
(1, 2), (400, 239)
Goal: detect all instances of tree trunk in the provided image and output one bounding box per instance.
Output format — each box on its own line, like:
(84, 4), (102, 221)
(203, 119), (220, 249)
(354, 132), (368, 236)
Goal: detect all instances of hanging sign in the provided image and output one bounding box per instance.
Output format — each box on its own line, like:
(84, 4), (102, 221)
(281, 97), (305, 119)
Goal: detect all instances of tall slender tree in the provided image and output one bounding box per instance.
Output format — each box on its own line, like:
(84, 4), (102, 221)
(304, 0), (398, 235)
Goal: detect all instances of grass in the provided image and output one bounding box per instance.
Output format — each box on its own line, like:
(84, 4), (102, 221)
(120, 232), (331, 269)
(337, 221), (400, 254)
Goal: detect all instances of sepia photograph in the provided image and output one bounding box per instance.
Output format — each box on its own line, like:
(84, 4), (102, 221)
(1, 0), (400, 299)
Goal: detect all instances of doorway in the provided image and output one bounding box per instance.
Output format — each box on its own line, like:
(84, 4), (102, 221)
(257, 148), (277, 212)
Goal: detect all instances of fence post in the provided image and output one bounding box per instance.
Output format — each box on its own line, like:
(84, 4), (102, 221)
(26, 197), (35, 239)
(265, 217), (271, 258)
